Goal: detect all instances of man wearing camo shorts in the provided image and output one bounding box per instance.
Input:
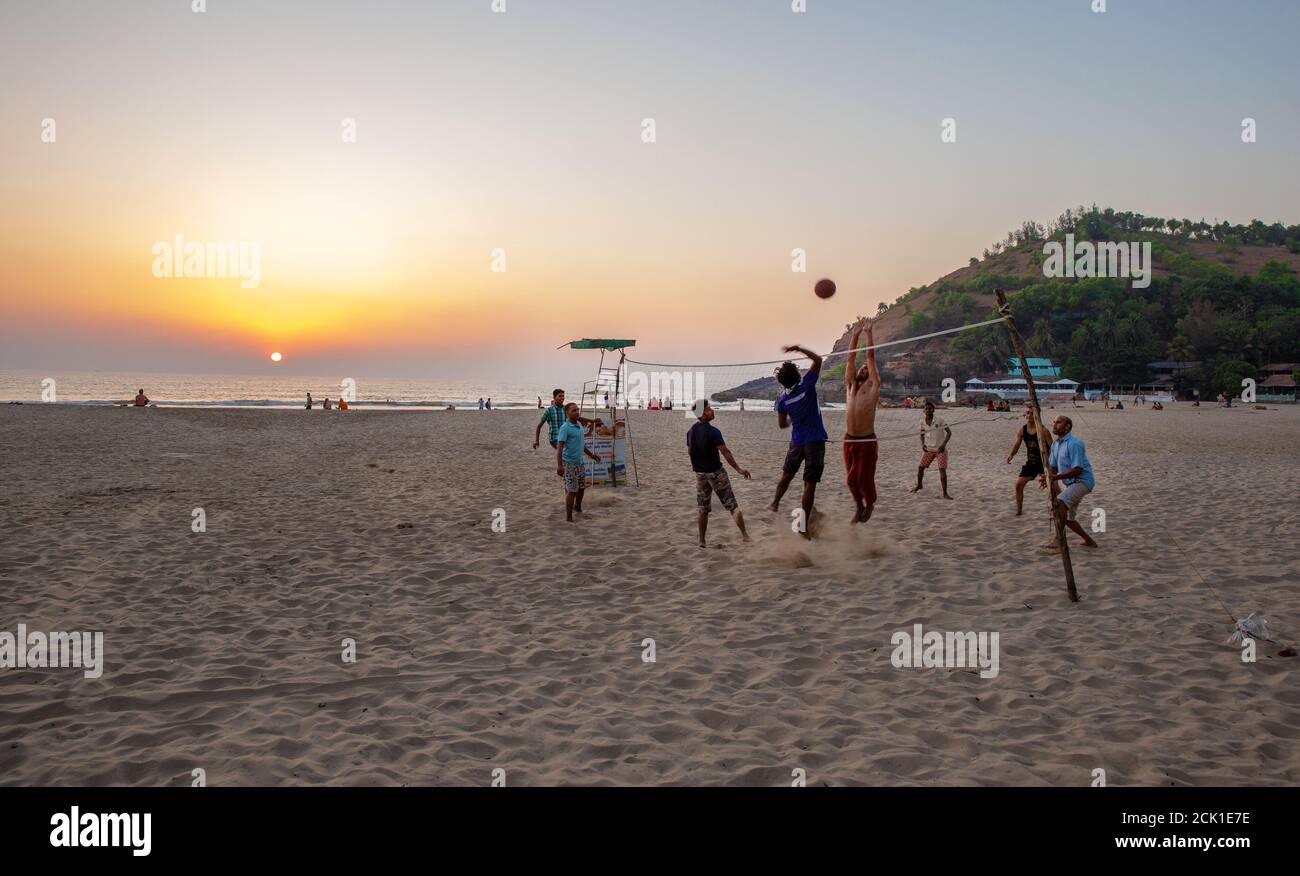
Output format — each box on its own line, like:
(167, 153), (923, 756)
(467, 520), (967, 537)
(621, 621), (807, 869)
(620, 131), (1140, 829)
(556, 402), (602, 522)
(687, 400), (751, 548)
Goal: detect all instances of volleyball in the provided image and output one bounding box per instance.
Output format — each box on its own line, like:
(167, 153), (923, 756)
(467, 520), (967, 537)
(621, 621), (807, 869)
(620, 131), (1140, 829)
(814, 278), (836, 299)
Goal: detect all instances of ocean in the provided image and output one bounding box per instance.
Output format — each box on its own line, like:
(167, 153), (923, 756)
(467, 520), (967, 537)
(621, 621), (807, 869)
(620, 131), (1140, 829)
(0, 370), (547, 411)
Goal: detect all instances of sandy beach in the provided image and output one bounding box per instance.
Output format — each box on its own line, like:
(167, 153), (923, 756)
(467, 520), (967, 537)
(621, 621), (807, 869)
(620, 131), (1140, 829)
(1, 402), (1296, 786)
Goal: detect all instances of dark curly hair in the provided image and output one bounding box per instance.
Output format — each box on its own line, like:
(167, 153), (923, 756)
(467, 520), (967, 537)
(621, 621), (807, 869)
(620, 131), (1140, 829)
(775, 361), (801, 390)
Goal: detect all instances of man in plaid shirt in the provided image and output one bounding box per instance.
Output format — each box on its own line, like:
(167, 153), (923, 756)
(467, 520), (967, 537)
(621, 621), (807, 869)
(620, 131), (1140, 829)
(533, 388), (592, 449)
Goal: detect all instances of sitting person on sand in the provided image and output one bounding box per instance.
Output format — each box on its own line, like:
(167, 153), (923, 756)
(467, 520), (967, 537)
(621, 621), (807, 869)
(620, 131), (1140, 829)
(323, 397), (333, 410)
(133, 389), (149, 407)
(338, 397), (349, 411)
(688, 400), (750, 548)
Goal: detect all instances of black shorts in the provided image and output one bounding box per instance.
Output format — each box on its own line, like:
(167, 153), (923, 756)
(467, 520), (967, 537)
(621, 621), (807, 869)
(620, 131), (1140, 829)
(1019, 462), (1044, 479)
(782, 440), (826, 484)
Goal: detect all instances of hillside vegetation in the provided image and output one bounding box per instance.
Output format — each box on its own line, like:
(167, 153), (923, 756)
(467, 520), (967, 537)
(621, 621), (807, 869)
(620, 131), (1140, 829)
(832, 206), (1300, 396)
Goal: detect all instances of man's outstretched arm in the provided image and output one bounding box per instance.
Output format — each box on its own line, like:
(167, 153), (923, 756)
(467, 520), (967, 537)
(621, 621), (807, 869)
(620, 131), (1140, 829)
(845, 324), (862, 387)
(865, 321), (880, 386)
(720, 445), (750, 479)
(782, 344), (823, 377)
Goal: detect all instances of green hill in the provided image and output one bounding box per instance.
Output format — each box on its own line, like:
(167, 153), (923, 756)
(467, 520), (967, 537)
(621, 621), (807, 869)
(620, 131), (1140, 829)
(832, 206), (1300, 397)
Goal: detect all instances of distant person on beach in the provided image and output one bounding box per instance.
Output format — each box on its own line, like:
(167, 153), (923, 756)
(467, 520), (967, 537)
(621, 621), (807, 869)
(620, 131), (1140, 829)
(1006, 405), (1051, 516)
(537, 396), (542, 409)
(478, 397), (484, 410)
(767, 343), (827, 539)
(133, 389), (149, 407)
(911, 400), (952, 499)
(306, 392), (313, 410)
(556, 402), (601, 522)
(843, 318), (881, 525)
(688, 400), (750, 548)
(486, 398), (492, 410)
(338, 398), (349, 411)
(323, 397), (333, 410)
(1043, 415), (1098, 551)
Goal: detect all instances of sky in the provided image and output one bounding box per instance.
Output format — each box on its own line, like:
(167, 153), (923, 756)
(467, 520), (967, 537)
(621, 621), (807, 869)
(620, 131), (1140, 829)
(1, 0), (1297, 386)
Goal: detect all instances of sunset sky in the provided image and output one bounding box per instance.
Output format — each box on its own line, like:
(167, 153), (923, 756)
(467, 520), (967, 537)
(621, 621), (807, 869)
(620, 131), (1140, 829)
(2, 0), (1298, 384)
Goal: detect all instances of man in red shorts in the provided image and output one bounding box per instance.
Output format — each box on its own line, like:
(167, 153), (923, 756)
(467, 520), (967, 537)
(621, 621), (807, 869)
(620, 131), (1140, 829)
(911, 400), (953, 499)
(843, 318), (881, 524)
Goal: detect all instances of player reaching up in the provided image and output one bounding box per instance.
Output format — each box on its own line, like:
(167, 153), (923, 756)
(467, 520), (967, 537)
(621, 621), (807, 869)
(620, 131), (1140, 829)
(767, 344), (827, 539)
(843, 318), (881, 524)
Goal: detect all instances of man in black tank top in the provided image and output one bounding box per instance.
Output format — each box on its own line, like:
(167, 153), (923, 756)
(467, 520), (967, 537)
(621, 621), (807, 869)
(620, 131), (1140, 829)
(1005, 406), (1051, 516)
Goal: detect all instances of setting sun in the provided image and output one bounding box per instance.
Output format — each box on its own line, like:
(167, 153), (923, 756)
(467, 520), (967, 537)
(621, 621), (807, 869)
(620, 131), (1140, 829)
(270, 351), (282, 362)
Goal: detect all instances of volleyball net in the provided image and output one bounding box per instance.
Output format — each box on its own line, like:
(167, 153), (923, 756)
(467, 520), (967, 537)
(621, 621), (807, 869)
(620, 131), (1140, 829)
(615, 316), (1008, 414)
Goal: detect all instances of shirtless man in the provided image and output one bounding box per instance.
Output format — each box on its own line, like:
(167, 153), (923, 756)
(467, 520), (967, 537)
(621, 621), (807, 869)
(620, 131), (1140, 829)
(843, 318), (881, 523)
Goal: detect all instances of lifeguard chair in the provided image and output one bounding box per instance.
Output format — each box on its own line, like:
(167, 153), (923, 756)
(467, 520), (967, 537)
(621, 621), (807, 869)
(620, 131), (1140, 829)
(559, 338), (640, 488)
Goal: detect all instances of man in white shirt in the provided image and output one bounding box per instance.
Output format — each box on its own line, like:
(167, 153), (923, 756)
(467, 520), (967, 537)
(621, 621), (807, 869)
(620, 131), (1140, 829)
(911, 400), (953, 499)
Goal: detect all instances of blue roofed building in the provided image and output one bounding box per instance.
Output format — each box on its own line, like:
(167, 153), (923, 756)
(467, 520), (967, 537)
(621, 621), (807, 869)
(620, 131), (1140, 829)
(1006, 357), (1061, 378)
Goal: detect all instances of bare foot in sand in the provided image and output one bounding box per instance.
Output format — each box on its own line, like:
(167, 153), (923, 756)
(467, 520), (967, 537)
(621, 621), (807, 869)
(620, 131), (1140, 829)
(766, 502), (779, 513)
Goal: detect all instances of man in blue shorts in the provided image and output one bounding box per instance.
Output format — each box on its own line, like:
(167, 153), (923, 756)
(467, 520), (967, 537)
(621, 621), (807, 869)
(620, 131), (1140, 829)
(766, 344), (827, 539)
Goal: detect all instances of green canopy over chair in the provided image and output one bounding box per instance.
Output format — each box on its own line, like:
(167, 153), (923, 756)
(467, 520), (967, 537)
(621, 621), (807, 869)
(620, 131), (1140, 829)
(561, 338), (637, 351)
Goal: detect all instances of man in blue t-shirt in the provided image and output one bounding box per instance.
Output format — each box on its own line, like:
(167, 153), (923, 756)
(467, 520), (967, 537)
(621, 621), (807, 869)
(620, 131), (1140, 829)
(555, 402), (602, 522)
(687, 400), (751, 548)
(1043, 414), (1098, 551)
(767, 344), (827, 539)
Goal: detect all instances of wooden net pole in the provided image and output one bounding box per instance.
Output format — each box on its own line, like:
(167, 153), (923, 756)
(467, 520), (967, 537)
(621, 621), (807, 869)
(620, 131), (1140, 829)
(996, 289), (1079, 603)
